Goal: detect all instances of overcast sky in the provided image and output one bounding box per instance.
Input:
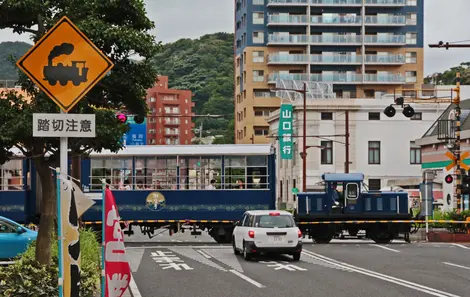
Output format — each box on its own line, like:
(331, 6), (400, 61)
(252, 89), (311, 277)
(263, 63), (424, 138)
(1, 0), (469, 75)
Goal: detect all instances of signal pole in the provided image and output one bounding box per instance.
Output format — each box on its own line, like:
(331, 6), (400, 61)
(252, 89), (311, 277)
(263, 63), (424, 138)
(454, 73), (462, 212)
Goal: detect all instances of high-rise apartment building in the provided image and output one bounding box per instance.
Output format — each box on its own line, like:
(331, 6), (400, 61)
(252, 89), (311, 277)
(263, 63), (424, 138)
(234, 0), (424, 144)
(146, 76), (195, 145)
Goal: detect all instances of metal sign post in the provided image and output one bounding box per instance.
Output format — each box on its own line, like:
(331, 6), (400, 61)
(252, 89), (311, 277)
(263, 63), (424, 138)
(16, 16), (114, 297)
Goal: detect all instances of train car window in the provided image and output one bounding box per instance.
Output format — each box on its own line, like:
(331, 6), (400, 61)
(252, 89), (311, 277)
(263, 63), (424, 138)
(224, 157), (247, 189)
(345, 183), (359, 200)
(179, 157), (222, 190)
(0, 159), (23, 191)
(247, 156), (267, 167)
(90, 157), (132, 190)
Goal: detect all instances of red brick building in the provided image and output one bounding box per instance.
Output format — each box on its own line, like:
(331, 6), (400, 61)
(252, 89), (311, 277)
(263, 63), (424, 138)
(146, 76), (195, 145)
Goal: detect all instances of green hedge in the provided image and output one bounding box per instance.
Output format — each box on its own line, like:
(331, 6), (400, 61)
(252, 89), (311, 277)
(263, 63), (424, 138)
(0, 228), (101, 297)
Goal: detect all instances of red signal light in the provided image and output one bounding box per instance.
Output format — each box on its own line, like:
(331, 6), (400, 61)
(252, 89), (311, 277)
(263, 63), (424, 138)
(116, 113), (127, 123)
(445, 174), (453, 184)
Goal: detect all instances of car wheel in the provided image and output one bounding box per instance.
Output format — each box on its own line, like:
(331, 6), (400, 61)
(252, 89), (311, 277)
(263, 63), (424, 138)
(233, 237), (240, 255)
(243, 243), (251, 261)
(293, 252), (301, 261)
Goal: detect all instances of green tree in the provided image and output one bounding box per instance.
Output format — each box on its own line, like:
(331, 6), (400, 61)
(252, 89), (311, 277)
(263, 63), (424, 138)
(425, 62), (470, 85)
(0, 0), (160, 265)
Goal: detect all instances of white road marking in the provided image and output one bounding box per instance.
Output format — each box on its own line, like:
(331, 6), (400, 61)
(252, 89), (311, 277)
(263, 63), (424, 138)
(370, 244), (400, 253)
(129, 273), (143, 297)
(197, 250), (212, 259)
(302, 250), (460, 297)
(229, 269), (265, 288)
(452, 243), (470, 250)
(443, 262), (470, 271)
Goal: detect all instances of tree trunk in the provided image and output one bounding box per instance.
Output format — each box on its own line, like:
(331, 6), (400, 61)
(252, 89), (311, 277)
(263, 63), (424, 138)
(34, 158), (56, 265)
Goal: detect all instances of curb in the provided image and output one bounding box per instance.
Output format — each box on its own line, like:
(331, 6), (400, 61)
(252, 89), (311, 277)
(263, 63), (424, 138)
(128, 272), (141, 297)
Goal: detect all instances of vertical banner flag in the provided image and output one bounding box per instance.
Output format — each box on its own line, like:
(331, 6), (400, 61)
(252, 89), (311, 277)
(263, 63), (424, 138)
(279, 104), (293, 160)
(104, 188), (131, 297)
(60, 178), (96, 297)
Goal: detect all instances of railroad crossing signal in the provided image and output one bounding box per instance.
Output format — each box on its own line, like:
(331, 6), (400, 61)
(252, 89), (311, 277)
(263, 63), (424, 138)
(16, 16), (114, 112)
(445, 151), (469, 171)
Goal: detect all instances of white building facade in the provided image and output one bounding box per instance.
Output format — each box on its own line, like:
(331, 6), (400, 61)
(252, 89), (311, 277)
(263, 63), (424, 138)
(267, 98), (445, 210)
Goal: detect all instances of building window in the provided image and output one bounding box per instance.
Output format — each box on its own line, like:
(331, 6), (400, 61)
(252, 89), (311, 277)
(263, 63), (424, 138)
(368, 141), (380, 164)
(253, 51), (264, 63)
(406, 0), (417, 5)
(410, 112), (422, 120)
(410, 141), (422, 164)
(406, 71), (417, 83)
(406, 52), (417, 63)
(368, 179), (381, 191)
(253, 70), (265, 82)
(253, 12), (264, 25)
(406, 13), (417, 25)
(368, 112), (380, 121)
(320, 141), (333, 165)
(406, 33), (417, 45)
(253, 31), (264, 44)
(321, 112), (333, 120)
(254, 126), (269, 136)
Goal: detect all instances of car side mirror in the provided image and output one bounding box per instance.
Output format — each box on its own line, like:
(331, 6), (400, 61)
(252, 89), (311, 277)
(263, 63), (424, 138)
(16, 226), (24, 234)
(234, 221), (239, 226)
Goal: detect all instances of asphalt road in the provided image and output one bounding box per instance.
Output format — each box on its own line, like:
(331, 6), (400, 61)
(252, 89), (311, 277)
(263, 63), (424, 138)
(125, 238), (470, 297)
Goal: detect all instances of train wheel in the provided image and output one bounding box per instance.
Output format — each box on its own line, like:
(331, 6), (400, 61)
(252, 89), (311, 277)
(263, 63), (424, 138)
(370, 232), (393, 244)
(48, 79), (57, 86)
(59, 80), (68, 86)
(313, 233), (333, 244)
(72, 80), (81, 86)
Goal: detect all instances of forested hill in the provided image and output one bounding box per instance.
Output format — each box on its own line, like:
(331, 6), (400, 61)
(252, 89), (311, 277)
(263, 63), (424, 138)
(152, 33), (235, 142)
(425, 62), (470, 85)
(0, 33), (235, 142)
(0, 41), (32, 84)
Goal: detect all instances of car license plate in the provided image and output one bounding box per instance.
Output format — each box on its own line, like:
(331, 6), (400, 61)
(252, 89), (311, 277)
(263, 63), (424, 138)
(270, 236), (284, 242)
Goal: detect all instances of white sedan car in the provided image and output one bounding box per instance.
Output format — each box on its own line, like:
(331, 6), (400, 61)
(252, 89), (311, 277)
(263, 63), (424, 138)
(232, 210), (302, 261)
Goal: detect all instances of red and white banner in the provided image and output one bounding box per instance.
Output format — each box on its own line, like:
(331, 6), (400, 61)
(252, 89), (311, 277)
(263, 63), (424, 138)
(104, 188), (131, 297)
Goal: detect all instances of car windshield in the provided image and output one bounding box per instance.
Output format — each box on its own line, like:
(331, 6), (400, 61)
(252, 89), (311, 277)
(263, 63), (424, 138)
(255, 215), (295, 228)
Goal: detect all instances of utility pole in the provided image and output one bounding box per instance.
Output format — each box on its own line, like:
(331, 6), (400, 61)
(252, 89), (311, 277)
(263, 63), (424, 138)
(345, 110), (350, 173)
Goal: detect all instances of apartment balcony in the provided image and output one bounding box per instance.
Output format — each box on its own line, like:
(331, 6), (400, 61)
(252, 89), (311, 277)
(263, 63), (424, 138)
(364, 35), (406, 46)
(310, 73), (362, 84)
(311, 54), (362, 64)
(164, 131), (180, 137)
(268, 34), (309, 45)
(267, 73), (308, 84)
(267, 53), (309, 64)
(164, 120), (180, 126)
(363, 73), (406, 84)
(267, 0), (308, 6)
(310, 0), (361, 6)
(310, 35), (362, 46)
(364, 15), (406, 26)
(364, 0), (406, 7)
(164, 110), (180, 115)
(267, 15), (308, 26)
(310, 15), (362, 26)
(365, 54), (405, 65)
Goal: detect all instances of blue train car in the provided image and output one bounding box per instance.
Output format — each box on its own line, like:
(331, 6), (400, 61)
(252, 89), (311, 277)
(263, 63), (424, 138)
(296, 173), (412, 244)
(0, 148), (35, 224)
(79, 144), (276, 243)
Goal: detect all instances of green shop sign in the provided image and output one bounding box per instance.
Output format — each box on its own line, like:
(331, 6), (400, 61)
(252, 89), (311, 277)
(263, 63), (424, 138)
(279, 104), (293, 160)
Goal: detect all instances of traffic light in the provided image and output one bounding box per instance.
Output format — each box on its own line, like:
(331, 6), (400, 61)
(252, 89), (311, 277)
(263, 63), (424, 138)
(445, 174), (453, 184)
(116, 113), (145, 124)
(402, 105), (415, 118)
(384, 105), (396, 117)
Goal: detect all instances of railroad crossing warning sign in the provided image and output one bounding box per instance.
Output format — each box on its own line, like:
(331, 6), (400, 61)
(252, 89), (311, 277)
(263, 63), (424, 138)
(16, 16), (114, 112)
(445, 151), (470, 171)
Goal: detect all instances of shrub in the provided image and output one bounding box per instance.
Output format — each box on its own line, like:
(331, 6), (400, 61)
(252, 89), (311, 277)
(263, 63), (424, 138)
(0, 228), (101, 297)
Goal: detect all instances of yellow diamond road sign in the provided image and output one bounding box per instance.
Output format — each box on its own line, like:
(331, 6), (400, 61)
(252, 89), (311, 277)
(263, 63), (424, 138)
(16, 16), (114, 112)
